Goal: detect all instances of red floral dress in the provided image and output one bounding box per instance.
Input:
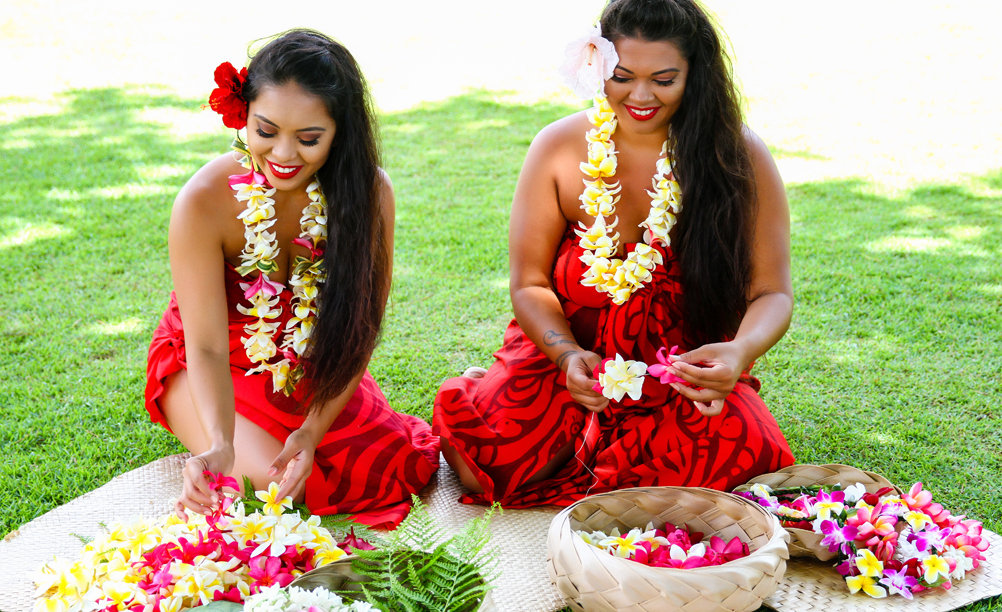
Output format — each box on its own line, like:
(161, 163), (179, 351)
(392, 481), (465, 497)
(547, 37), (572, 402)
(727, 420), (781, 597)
(433, 227), (794, 507)
(145, 263), (440, 529)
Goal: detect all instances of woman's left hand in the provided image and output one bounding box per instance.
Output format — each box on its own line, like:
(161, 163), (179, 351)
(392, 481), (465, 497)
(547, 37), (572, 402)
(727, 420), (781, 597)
(269, 428), (317, 502)
(666, 342), (747, 416)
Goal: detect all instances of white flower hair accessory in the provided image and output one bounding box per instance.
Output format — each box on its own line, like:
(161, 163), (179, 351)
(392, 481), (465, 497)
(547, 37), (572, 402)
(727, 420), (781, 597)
(558, 24), (619, 99)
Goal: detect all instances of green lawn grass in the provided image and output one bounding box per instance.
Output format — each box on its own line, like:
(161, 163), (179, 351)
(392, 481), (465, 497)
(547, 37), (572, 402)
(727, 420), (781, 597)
(1, 87), (999, 610)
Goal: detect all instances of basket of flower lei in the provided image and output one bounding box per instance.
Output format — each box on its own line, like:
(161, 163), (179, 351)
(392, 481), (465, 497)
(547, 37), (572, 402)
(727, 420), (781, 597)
(546, 486), (790, 612)
(734, 465), (993, 601)
(733, 463), (901, 561)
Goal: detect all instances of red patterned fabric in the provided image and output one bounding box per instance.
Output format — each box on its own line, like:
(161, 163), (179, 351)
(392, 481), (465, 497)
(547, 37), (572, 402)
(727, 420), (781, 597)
(145, 263), (440, 529)
(433, 227), (794, 507)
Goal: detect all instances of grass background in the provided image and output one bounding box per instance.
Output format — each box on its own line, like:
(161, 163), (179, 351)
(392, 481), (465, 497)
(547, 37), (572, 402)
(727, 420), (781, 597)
(1, 1), (1001, 610)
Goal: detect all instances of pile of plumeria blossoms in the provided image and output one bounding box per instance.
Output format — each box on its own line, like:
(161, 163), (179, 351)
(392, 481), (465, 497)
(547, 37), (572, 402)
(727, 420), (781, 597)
(33, 473), (366, 612)
(738, 482), (991, 599)
(576, 522), (749, 569)
(593, 346), (690, 402)
(243, 584), (373, 612)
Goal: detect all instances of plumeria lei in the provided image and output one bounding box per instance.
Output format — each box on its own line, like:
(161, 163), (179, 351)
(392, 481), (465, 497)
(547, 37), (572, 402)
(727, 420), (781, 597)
(207, 61), (328, 395)
(33, 473), (355, 612)
(229, 137), (327, 395)
(576, 522), (749, 569)
(560, 27), (682, 305)
(591, 346), (692, 402)
(244, 584), (374, 612)
(738, 482), (991, 599)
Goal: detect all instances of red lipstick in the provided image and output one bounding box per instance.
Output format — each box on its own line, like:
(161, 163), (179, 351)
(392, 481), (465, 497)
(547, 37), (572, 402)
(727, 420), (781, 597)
(624, 105), (661, 122)
(266, 159), (304, 180)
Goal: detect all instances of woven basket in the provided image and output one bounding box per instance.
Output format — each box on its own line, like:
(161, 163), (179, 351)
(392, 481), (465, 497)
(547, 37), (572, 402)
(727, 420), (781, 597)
(290, 554), (498, 612)
(546, 487), (789, 612)
(733, 464), (902, 562)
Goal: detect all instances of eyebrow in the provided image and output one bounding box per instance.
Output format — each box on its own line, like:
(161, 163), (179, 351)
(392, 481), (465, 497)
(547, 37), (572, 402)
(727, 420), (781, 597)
(615, 65), (681, 76)
(254, 114), (327, 132)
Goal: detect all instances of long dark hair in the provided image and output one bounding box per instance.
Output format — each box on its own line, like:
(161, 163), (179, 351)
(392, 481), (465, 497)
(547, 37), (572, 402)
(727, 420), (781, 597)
(243, 29), (387, 411)
(601, 0), (755, 345)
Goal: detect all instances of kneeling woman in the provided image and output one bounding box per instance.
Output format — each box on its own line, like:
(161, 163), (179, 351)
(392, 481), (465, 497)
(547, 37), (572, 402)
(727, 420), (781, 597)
(435, 0), (794, 507)
(145, 30), (439, 527)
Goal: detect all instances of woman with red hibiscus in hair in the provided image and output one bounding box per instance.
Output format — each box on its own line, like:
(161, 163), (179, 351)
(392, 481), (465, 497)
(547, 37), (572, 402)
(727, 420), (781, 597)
(144, 29), (439, 528)
(434, 0), (794, 508)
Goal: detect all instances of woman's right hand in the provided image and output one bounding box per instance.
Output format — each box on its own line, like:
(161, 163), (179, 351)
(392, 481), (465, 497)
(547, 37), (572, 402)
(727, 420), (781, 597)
(564, 350), (609, 413)
(176, 445), (235, 520)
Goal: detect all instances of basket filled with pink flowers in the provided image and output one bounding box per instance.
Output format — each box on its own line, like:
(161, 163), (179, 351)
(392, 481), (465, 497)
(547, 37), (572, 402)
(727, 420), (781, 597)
(546, 486), (789, 612)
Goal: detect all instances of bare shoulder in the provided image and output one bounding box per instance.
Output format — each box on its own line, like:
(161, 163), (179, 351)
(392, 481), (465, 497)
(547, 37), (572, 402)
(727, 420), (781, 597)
(376, 167), (395, 219)
(173, 153), (246, 220)
(529, 110), (592, 159)
(742, 127), (778, 173)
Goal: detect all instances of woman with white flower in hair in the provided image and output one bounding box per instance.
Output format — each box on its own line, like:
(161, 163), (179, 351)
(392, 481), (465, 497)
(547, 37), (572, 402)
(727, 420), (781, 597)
(145, 29), (439, 527)
(433, 0), (795, 508)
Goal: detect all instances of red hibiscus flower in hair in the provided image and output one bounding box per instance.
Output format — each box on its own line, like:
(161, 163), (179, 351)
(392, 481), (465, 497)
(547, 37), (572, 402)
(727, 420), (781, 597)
(208, 61), (249, 129)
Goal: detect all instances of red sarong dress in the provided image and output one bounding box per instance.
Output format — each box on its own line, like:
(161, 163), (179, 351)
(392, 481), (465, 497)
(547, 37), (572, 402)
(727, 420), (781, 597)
(433, 227), (794, 507)
(145, 263), (440, 529)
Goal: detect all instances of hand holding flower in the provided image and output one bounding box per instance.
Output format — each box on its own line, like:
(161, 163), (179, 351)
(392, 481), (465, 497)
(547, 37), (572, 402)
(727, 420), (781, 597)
(177, 446), (235, 520)
(565, 350), (609, 413)
(665, 341), (746, 415)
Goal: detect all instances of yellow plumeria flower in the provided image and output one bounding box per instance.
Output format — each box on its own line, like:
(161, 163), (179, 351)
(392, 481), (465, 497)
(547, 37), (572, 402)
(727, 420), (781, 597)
(314, 546), (348, 567)
(922, 554), (950, 583)
(256, 482), (294, 516)
(230, 513), (277, 545)
(816, 501), (845, 520)
(33, 597), (72, 612)
(905, 510), (933, 530)
(598, 527), (647, 558)
(855, 549), (884, 578)
(845, 575), (887, 598)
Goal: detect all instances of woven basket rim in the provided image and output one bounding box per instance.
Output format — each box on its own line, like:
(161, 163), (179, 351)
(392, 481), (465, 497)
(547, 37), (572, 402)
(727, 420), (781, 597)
(554, 486), (789, 577)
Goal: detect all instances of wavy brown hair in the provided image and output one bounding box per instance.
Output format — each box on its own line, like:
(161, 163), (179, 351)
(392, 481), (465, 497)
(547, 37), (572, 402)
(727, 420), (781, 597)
(243, 29), (388, 411)
(601, 0), (755, 345)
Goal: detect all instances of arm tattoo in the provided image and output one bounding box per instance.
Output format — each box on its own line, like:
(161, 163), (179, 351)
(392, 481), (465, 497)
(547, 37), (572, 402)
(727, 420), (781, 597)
(554, 350), (577, 370)
(543, 330), (575, 347)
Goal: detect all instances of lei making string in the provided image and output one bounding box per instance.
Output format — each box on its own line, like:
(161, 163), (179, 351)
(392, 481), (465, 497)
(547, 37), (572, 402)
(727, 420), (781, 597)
(210, 62), (328, 396)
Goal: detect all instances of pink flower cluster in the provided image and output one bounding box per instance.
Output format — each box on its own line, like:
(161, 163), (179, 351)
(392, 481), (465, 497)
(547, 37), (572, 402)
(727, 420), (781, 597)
(740, 482), (991, 599)
(576, 522), (749, 569)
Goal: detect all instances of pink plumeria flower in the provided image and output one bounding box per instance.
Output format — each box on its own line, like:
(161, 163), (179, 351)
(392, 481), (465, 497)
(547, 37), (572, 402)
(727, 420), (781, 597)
(646, 345), (689, 385)
(242, 274), (285, 301)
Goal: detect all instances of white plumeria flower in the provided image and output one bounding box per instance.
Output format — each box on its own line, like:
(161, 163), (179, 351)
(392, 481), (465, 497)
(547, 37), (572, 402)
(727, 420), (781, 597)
(598, 354), (648, 401)
(558, 24), (619, 98)
(842, 483), (867, 503)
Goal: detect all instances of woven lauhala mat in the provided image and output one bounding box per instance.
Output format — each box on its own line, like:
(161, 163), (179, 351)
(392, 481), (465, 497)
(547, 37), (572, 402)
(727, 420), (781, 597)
(3, 456), (1001, 612)
(0, 453), (566, 612)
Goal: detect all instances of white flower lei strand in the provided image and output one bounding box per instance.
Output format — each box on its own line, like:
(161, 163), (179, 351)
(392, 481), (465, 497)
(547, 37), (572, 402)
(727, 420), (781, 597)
(576, 96), (682, 305)
(231, 153), (326, 395)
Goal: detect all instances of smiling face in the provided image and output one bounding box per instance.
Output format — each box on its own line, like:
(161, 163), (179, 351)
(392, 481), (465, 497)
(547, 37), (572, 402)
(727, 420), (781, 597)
(604, 37), (689, 138)
(246, 81), (337, 191)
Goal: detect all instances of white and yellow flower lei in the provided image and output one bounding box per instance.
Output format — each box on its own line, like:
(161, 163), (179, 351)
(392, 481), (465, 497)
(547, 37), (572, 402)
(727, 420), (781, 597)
(231, 138), (326, 395)
(575, 96), (682, 305)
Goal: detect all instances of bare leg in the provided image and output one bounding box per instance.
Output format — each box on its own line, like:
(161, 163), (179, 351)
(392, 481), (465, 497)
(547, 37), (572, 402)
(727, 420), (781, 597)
(441, 436), (484, 493)
(160, 369), (306, 503)
(462, 367), (488, 379)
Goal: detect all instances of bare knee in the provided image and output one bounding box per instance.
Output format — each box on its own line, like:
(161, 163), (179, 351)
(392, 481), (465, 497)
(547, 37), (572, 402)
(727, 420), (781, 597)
(441, 437), (484, 494)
